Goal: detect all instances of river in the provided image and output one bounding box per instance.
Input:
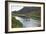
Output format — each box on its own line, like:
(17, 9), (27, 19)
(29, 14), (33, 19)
(15, 16), (41, 28)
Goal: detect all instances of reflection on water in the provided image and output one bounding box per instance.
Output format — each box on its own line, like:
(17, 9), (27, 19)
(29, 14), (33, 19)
(15, 16), (41, 28)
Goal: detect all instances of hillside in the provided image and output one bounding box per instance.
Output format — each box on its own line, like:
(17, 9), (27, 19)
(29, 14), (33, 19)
(12, 7), (41, 20)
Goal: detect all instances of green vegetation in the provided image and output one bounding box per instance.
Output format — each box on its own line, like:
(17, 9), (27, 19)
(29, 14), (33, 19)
(31, 16), (40, 20)
(30, 12), (41, 20)
(12, 16), (23, 28)
(12, 10), (41, 28)
(13, 11), (41, 20)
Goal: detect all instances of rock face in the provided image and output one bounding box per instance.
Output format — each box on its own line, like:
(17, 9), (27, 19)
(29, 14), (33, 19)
(12, 7), (41, 14)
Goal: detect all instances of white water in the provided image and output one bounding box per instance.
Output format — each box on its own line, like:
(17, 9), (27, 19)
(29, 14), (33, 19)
(15, 16), (41, 28)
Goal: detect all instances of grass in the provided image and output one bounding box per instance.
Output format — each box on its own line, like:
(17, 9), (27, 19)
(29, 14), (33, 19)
(12, 16), (23, 28)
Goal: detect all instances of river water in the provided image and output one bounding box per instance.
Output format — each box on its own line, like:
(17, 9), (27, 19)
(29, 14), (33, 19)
(15, 16), (41, 28)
